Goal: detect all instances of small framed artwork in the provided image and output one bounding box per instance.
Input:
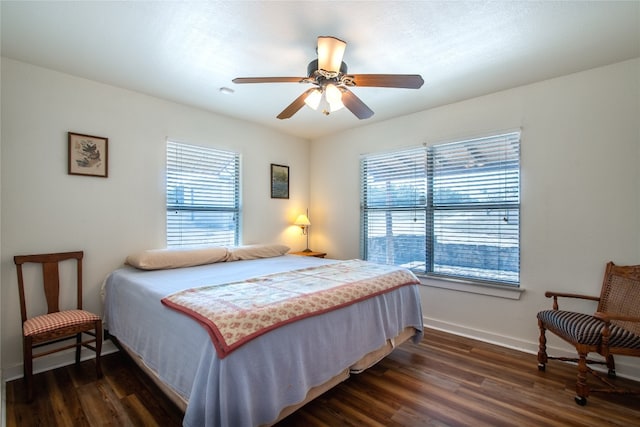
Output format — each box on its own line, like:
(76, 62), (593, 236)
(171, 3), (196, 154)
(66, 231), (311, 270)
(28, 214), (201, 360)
(270, 163), (289, 199)
(68, 132), (108, 177)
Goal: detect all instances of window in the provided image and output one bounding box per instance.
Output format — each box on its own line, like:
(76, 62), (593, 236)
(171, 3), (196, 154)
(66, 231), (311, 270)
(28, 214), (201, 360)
(361, 146), (428, 271)
(166, 141), (240, 247)
(361, 132), (520, 286)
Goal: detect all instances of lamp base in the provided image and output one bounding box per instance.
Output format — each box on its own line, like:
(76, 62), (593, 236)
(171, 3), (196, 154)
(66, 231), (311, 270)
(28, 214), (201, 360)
(302, 248), (312, 253)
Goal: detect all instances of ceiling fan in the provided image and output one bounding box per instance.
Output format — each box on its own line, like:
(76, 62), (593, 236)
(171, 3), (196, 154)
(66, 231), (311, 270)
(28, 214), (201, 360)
(232, 36), (424, 120)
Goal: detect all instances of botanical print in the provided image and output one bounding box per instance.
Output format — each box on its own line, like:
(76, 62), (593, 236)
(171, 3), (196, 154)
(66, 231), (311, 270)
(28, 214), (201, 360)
(73, 138), (103, 169)
(68, 132), (108, 177)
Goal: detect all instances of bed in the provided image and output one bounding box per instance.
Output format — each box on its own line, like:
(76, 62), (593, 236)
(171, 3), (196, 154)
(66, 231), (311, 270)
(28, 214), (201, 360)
(102, 245), (424, 426)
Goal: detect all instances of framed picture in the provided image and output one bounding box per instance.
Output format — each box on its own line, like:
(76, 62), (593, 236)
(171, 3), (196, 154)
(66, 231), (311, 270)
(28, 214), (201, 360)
(68, 132), (108, 177)
(270, 164), (289, 199)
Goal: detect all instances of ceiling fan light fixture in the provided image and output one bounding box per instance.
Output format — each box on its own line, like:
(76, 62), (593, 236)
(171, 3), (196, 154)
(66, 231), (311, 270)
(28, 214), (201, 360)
(317, 36), (347, 73)
(325, 83), (342, 104)
(304, 84), (344, 115)
(325, 83), (344, 112)
(304, 88), (322, 110)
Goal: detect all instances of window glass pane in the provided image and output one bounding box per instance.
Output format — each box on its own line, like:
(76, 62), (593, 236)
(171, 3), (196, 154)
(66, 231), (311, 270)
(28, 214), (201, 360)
(167, 210), (238, 247)
(431, 208), (519, 284)
(427, 132), (520, 285)
(430, 133), (520, 206)
(166, 141), (239, 247)
(364, 210), (426, 271)
(362, 147), (427, 209)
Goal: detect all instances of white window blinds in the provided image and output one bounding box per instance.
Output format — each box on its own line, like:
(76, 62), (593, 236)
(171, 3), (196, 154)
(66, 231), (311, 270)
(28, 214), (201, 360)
(360, 147), (427, 270)
(427, 132), (520, 284)
(361, 131), (521, 286)
(166, 141), (240, 247)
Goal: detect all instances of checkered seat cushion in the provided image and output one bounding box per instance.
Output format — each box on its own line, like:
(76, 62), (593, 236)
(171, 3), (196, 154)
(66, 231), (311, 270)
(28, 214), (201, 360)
(23, 309), (101, 337)
(537, 310), (640, 349)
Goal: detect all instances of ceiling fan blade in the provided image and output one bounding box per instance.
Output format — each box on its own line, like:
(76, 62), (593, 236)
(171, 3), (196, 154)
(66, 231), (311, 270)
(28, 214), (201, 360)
(233, 77), (306, 84)
(317, 36), (346, 73)
(346, 74), (424, 89)
(277, 88), (317, 120)
(340, 88), (374, 120)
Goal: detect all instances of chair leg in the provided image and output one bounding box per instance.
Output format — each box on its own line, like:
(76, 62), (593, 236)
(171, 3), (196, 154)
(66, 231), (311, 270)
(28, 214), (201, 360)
(95, 321), (103, 378)
(23, 336), (33, 402)
(75, 333), (82, 364)
(606, 354), (616, 378)
(575, 350), (589, 406)
(537, 319), (548, 371)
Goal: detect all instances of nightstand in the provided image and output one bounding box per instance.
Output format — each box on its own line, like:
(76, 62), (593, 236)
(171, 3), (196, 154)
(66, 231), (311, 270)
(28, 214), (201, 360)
(290, 250), (327, 258)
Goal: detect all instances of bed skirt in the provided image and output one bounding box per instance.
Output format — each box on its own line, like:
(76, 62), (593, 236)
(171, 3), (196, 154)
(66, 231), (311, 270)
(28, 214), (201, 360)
(110, 325), (418, 425)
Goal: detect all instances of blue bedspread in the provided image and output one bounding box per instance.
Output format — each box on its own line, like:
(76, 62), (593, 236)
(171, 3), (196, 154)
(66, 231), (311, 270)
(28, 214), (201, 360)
(103, 255), (423, 427)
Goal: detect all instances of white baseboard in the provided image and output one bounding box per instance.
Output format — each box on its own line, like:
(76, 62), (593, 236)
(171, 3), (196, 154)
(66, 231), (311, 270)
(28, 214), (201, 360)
(423, 316), (640, 382)
(2, 340), (119, 383)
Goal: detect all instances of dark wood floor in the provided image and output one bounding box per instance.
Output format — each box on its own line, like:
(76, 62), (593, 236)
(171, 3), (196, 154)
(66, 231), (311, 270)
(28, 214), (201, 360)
(6, 328), (640, 426)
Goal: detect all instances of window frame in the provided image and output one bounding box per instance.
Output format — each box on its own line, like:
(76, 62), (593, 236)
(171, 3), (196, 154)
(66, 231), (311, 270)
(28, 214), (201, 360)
(360, 131), (521, 289)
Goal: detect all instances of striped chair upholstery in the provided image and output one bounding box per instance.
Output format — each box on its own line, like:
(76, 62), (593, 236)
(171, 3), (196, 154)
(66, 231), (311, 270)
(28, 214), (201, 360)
(537, 310), (640, 349)
(536, 261), (640, 406)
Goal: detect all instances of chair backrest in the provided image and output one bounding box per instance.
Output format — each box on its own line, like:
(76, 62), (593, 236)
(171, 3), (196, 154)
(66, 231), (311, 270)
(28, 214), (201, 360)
(14, 251), (84, 323)
(597, 261), (640, 336)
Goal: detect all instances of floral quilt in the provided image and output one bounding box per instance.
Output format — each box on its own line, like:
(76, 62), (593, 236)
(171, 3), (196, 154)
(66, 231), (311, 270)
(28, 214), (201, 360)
(161, 260), (420, 358)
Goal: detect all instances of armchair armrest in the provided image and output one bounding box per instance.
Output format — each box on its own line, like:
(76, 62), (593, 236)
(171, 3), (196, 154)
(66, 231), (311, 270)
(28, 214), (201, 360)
(544, 291), (600, 310)
(594, 311), (640, 323)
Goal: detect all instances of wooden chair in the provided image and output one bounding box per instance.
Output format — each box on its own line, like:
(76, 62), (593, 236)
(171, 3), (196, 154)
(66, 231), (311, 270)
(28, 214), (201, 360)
(537, 261), (640, 405)
(14, 251), (102, 401)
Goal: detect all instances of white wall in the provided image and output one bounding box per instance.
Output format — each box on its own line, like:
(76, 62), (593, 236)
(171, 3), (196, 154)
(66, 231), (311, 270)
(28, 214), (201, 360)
(310, 58), (640, 378)
(0, 58), (310, 377)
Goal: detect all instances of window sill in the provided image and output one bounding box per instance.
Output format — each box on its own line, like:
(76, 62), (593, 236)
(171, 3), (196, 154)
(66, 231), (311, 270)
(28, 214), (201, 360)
(417, 274), (524, 300)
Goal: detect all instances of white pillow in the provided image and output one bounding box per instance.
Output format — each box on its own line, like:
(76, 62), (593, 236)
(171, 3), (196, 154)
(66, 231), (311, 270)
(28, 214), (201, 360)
(226, 244), (290, 261)
(126, 246), (229, 270)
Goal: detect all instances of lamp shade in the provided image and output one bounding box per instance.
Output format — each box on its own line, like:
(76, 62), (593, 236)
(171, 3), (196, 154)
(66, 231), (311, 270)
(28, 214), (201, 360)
(294, 214), (311, 226)
(304, 85), (344, 115)
(325, 83), (344, 111)
(317, 36), (346, 73)
(304, 89), (322, 110)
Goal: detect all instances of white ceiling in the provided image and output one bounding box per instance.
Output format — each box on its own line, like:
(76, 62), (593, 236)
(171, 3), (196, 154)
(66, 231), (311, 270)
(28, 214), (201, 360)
(2, 1), (639, 140)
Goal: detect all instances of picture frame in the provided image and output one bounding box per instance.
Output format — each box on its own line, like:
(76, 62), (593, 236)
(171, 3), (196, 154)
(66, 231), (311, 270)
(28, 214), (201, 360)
(270, 164), (289, 199)
(68, 132), (108, 178)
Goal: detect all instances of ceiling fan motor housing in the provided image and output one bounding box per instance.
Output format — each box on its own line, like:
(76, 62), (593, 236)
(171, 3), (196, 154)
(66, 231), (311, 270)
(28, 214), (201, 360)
(307, 59), (348, 83)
